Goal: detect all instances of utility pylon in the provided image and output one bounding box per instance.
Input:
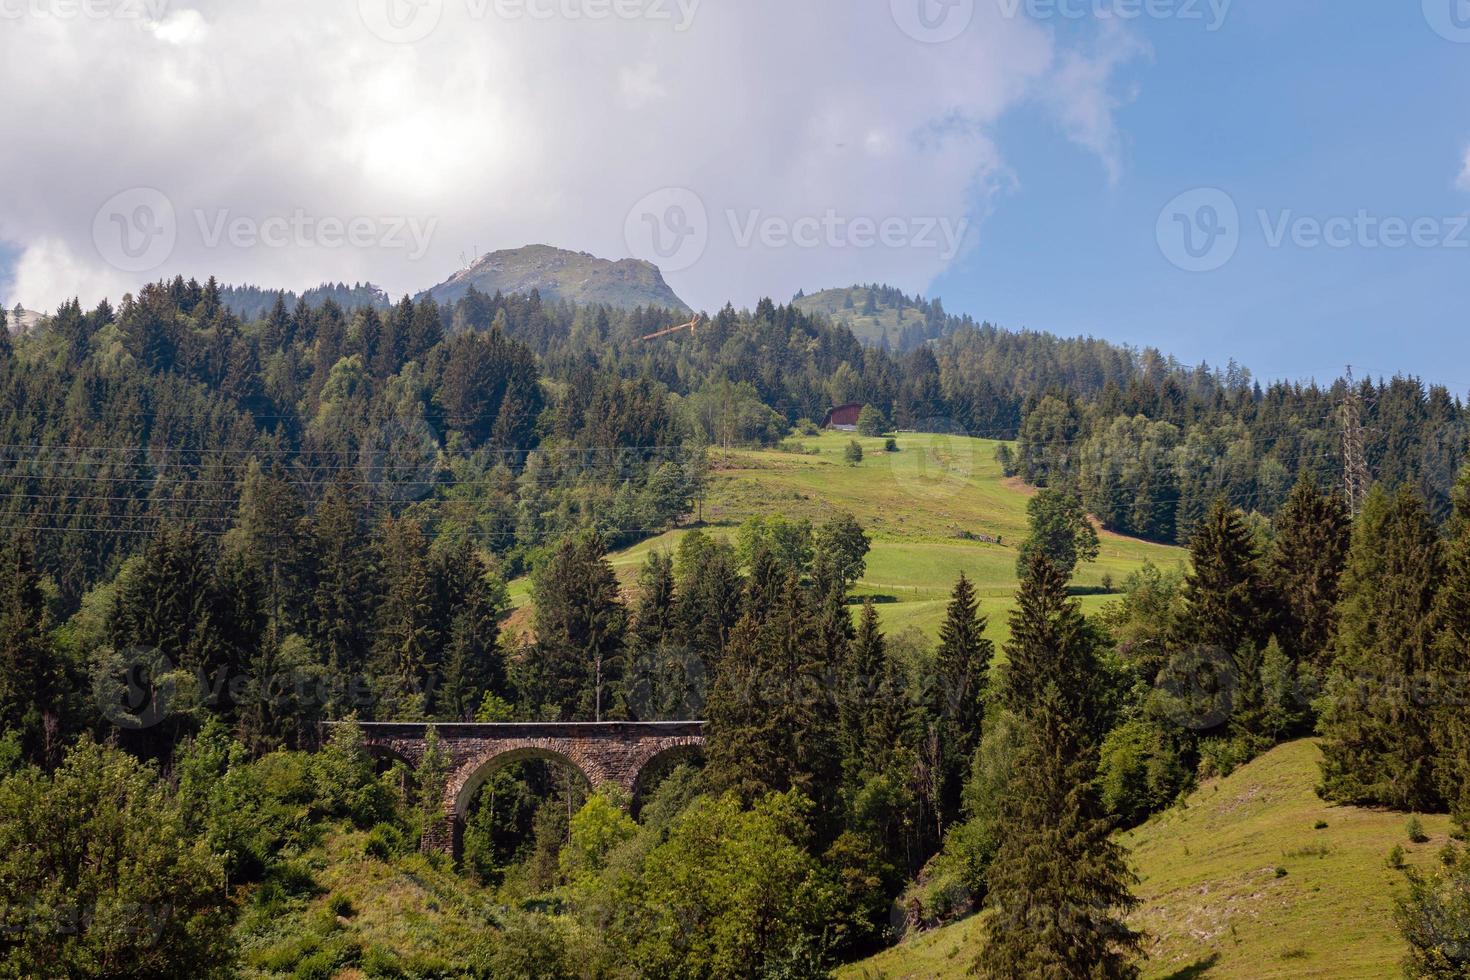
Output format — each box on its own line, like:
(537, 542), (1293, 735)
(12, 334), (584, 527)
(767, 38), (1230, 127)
(1339, 366), (1370, 515)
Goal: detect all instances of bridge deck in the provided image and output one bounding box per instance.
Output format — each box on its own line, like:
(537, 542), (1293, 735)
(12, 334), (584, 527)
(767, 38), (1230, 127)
(333, 721), (705, 739)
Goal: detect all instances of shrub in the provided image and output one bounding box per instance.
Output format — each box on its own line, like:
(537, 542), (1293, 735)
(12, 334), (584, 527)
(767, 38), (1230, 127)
(365, 822), (405, 860)
(1396, 845), (1470, 977)
(857, 405), (888, 437)
(328, 893), (355, 918)
(1389, 845), (1407, 870)
(884, 437), (898, 453)
(844, 440), (864, 466)
(1409, 817), (1431, 844)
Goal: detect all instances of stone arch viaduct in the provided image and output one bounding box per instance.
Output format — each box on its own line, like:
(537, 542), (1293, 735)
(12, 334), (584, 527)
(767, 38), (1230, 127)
(340, 721), (706, 856)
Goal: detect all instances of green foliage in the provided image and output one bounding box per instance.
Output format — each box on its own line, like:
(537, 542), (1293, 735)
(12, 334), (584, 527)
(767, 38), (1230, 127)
(1319, 486), (1444, 811)
(978, 553), (1142, 979)
(526, 530), (627, 721)
(1015, 487), (1099, 580)
(605, 791), (839, 979)
(561, 790), (637, 880)
(0, 739), (234, 977)
(844, 440), (864, 466)
(857, 405), (889, 437)
(1098, 717), (1190, 826)
(311, 720), (393, 827)
(1396, 845), (1470, 978)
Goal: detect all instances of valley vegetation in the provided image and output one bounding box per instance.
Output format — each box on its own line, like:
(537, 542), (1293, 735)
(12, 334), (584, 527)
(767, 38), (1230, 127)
(0, 282), (1468, 977)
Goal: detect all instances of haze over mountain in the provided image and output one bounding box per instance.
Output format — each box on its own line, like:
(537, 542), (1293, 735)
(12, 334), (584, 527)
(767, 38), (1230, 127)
(421, 245), (690, 312)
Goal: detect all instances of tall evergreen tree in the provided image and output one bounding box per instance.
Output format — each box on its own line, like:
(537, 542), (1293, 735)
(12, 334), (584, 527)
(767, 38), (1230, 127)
(1181, 498), (1270, 659)
(308, 483), (375, 698)
(1319, 485), (1444, 811)
(432, 540), (508, 722)
(370, 516), (440, 719)
(978, 553), (1142, 978)
(929, 573), (993, 823)
(0, 538), (60, 762)
(1433, 466), (1470, 831)
(706, 574), (842, 822)
(1267, 474), (1352, 670)
(527, 530), (626, 721)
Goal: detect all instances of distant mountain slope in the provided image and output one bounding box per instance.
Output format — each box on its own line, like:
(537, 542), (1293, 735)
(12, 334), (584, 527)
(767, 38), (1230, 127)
(794, 284), (969, 351)
(423, 245), (690, 312)
(840, 740), (1453, 979)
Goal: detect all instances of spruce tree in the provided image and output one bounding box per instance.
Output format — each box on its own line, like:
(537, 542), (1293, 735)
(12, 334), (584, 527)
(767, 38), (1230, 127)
(705, 573), (841, 821)
(1182, 498), (1270, 661)
(1267, 474), (1351, 670)
(528, 530), (626, 721)
(308, 482), (374, 696)
(1433, 466), (1470, 831)
(1319, 485), (1444, 811)
(432, 541), (507, 722)
(370, 516), (440, 719)
(0, 538), (60, 762)
(977, 552), (1142, 979)
(930, 573), (993, 823)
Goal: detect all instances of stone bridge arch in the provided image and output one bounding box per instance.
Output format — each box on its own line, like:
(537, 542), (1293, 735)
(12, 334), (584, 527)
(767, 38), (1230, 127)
(336, 722), (706, 857)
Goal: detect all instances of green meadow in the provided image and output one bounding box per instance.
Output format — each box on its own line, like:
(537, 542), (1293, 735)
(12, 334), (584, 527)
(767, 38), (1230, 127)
(509, 431), (1187, 645)
(840, 740), (1455, 979)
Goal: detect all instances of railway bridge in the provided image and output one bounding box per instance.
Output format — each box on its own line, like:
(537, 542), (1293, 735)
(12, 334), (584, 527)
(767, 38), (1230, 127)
(341, 721), (706, 856)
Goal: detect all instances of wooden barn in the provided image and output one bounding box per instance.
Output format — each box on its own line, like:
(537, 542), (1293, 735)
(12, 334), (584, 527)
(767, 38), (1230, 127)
(823, 403), (864, 431)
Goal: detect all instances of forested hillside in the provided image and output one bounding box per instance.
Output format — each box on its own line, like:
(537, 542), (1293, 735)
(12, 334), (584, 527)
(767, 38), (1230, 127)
(1, 280), (1469, 977)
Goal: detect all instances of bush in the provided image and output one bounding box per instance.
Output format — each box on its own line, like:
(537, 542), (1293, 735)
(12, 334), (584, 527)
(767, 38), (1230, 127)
(857, 405), (888, 437)
(1396, 845), (1470, 977)
(328, 893), (355, 918)
(844, 440), (864, 466)
(1409, 817), (1431, 844)
(1098, 718), (1190, 826)
(365, 822), (405, 860)
(1389, 845), (1407, 870)
(884, 437), (898, 453)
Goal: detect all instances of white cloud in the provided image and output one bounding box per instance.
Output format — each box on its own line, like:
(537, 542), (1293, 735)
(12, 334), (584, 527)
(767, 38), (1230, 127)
(0, 1), (1144, 313)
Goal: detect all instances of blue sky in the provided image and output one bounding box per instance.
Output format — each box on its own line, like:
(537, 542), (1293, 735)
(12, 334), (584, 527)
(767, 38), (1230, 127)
(932, 1), (1470, 387)
(2, 1), (1466, 391)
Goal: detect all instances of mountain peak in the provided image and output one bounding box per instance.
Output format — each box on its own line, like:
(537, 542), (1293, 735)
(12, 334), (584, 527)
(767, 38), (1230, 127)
(423, 245), (690, 312)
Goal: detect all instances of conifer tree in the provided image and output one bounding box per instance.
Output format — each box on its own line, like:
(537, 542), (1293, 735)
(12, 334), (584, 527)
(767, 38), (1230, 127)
(0, 538), (60, 762)
(978, 553), (1142, 978)
(432, 541), (508, 722)
(672, 531), (743, 668)
(706, 574), (841, 819)
(1319, 485), (1444, 811)
(308, 482), (374, 694)
(370, 516), (440, 719)
(930, 573), (992, 822)
(1182, 498), (1270, 660)
(841, 600), (887, 779)
(1433, 466), (1470, 831)
(1267, 474), (1351, 670)
(528, 530), (626, 721)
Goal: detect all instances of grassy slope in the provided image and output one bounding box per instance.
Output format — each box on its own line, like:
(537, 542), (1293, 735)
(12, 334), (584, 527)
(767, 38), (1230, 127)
(839, 740), (1456, 980)
(793, 287), (929, 348)
(509, 431), (1185, 644)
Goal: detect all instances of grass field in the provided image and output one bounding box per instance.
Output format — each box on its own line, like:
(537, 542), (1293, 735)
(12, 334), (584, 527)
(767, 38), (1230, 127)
(509, 431), (1187, 643)
(839, 740), (1456, 979)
